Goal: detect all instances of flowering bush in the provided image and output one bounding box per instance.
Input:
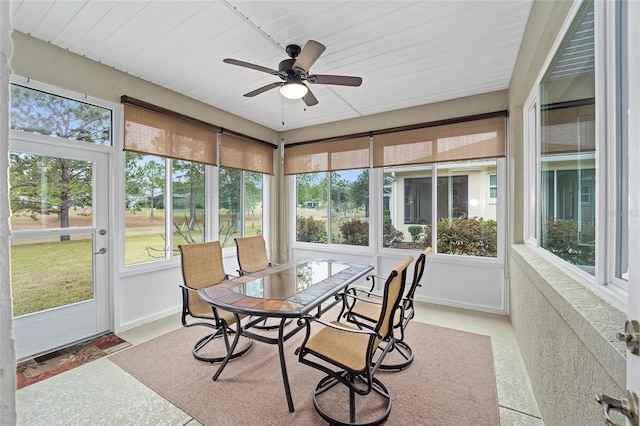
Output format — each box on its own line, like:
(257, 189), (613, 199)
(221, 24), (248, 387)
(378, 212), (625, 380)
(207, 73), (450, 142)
(437, 217), (497, 257)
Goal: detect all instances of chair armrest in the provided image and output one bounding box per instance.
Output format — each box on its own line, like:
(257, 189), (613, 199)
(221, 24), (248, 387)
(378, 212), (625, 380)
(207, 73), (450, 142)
(364, 274), (386, 292)
(339, 291), (383, 306)
(179, 284), (197, 293)
(350, 287), (384, 299)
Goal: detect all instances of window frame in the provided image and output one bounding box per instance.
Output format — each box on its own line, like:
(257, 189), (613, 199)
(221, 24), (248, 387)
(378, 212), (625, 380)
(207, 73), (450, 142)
(523, 0), (628, 306)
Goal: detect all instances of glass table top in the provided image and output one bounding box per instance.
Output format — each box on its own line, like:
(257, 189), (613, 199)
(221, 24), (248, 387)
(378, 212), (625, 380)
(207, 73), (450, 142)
(230, 260), (349, 299)
(198, 258), (373, 317)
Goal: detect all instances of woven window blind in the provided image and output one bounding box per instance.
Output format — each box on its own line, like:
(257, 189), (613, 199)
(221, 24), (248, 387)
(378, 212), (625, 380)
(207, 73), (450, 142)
(283, 136), (370, 175)
(123, 103), (217, 165)
(373, 116), (505, 168)
(220, 133), (274, 175)
(541, 103), (595, 155)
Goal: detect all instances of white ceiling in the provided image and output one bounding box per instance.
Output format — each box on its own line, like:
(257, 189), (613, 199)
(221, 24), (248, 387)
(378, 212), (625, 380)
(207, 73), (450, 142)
(10, 0), (533, 132)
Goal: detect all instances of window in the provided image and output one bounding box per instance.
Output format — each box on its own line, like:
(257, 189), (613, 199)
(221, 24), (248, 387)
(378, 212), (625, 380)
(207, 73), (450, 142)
(121, 99), (271, 263)
(296, 173), (328, 244)
(172, 160), (205, 253)
(383, 160), (497, 257)
(295, 169), (369, 246)
(330, 170), (369, 246)
(525, 0), (629, 292)
(218, 168), (263, 248)
(539, 0), (596, 275)
(10, 84), (112, 145)
(124, 153), (167, 264)
(489, 174), (497, 199)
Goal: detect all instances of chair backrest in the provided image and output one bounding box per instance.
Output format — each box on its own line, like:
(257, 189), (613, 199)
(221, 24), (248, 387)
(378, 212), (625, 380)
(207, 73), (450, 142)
(179, 241), (227, 314)
(235, 235), (270, 273)
(403, 246), (432, 310)
(375, 256), (413, 343)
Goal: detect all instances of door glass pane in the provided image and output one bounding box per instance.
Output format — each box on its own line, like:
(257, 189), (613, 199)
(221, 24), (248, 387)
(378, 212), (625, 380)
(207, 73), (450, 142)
(296, 173), (328, 244)
(10, 153), (93, 230)
(172, 160), (205, 253)
(539, 1), (596, 275)
(330, 170), (369, 246)
(124, 152), (166, 264)
(11, 234), (94, 317)
(219, 167), (241, 248)
(10, 151), (96, 316)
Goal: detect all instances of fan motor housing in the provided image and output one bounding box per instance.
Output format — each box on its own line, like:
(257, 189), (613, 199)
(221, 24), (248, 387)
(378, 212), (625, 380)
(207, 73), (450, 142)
(278, 58), (296, 74)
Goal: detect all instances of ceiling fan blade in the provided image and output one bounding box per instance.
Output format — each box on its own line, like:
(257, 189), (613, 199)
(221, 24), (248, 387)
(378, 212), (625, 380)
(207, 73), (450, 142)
(292, 40), (326, 72)
(302, 86), (319, 107)
(223, 58), (279, 76)
(244, 82), (282, 97)
(308, 74), (363, 87)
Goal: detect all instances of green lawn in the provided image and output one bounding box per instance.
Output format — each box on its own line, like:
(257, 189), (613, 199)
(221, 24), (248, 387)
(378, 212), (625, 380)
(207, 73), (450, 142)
(12, 209), (263, 316)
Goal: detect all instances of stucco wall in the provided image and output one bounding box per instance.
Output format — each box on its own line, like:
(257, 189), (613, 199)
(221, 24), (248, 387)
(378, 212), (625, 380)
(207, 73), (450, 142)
(510, 245), (625, 425)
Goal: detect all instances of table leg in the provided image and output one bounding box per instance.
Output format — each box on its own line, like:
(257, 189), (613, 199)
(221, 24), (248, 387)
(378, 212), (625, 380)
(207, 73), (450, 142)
(278, 318), (295, 412)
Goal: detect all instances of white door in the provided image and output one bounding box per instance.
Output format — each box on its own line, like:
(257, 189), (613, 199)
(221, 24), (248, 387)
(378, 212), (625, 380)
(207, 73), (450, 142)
(625, 0), (640, 421)
(598, 3), (640, 424)
(10, 136), (110, 360)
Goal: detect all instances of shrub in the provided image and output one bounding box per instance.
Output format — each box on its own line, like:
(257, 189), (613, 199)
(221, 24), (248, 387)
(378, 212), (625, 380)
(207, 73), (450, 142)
(542, 219), (595, 265)
(408, 225), (422, 243)
(437, 217), (497, 257)
(340, 219), (369, 246)
(383, 222), (404, 248)
(296, 216), (327, 243)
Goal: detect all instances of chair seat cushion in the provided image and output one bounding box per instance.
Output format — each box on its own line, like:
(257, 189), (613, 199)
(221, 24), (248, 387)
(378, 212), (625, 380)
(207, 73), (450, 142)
(305, 321), (370, 373)
(351, 292), (402, 326)
(190, 300), (243, 325)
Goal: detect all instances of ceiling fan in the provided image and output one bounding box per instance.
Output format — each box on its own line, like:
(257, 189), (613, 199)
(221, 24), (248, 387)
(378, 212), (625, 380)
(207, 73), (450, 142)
(223, 40), (362, 107)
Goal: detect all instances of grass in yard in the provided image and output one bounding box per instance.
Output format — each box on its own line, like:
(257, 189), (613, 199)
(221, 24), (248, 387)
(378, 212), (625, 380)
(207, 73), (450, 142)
(11, 209), (263, 316)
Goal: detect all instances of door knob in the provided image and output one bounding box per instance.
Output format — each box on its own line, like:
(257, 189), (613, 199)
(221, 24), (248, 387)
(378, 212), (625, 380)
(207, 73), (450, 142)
(93, 247), (107, 255)
(595, 391), (638, 426)
(617, 320), (640, 356)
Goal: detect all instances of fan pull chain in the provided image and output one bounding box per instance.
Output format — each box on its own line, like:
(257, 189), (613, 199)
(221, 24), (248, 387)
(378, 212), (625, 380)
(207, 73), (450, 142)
(282, 95), (285, 126)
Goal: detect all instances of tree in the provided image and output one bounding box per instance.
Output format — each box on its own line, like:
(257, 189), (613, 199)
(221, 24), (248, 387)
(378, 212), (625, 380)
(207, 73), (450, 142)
(349, 169), (369, 210)
(9, 85), (111, 240)
(296, 173), (327, 207)
(245, 172), (263, 229)
(173, 161), (205, 229)
(138, 160), (165, 217)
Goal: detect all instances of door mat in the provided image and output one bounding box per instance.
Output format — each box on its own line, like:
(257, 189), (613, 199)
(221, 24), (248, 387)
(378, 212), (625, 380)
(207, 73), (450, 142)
(16, 333), (130, 389)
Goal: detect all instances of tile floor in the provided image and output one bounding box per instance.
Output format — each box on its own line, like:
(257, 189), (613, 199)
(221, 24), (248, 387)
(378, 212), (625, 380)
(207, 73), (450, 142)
(16, 302), (544, 425)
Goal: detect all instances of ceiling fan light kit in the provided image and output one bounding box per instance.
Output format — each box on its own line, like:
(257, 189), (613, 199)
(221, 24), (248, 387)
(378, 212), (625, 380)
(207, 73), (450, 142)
(223, 40), (362, 107)
(280, 80), (308, 99)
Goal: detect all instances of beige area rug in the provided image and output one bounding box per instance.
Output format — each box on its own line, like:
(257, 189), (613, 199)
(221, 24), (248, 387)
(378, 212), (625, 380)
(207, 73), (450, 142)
(110, 316), (499, 426)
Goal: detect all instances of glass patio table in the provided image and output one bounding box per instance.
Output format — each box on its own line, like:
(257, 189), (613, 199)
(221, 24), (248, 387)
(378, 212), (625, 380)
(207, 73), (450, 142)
(198, 258), (373, 413)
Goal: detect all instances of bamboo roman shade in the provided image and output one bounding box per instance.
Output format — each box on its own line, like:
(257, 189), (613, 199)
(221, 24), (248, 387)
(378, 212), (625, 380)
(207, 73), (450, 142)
(220, 133), (274, 175)
(372, 116), (506, 168)
(123, 102), (217, 165)
(283, 136), (370, 175)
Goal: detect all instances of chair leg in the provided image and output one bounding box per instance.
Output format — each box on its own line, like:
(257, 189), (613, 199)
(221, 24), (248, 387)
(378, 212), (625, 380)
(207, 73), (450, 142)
(311, 372), (392, 426)
(374, 339), (414, 371)
(191, 326), (252, 363)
